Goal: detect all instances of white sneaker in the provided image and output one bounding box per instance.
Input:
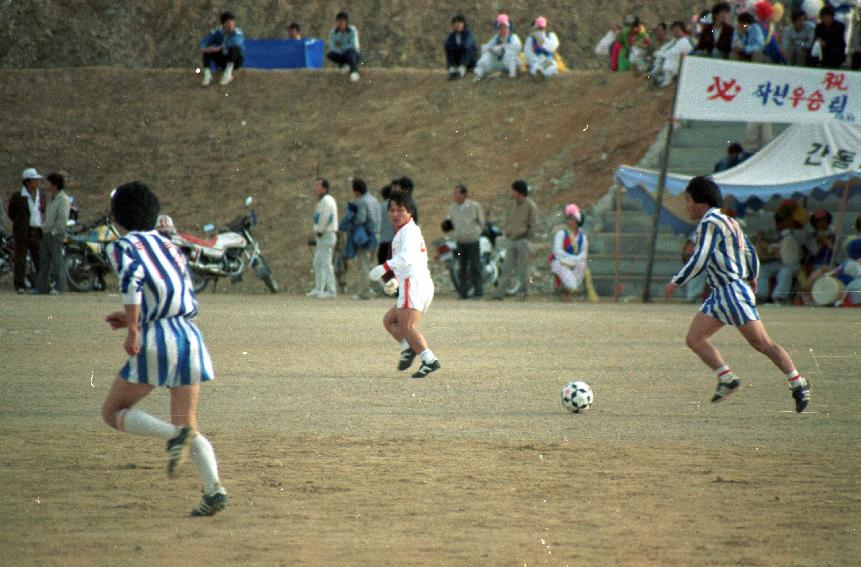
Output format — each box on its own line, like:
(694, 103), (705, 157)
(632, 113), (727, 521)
(201, 68), (212, 87)
(219, 63), (234, 85)
(318, 291), (336, 299)
(458, 65), (466, 77)
(349, 71), (360, 83)
(306, 289), (321, 297)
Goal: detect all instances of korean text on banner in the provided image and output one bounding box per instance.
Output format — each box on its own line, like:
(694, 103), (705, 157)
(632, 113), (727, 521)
(674, 57), (860, 124)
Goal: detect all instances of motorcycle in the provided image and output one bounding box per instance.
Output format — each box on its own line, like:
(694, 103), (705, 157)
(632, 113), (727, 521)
(435, 221), (505, 295)
(160, 196), (279, 294)
(64, 212), (119, 292)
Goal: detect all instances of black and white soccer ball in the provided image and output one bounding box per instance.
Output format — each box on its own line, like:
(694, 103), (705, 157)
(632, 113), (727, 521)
(561, 380), (593, 413)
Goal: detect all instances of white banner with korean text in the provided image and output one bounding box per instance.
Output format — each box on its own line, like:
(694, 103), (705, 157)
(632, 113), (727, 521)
(674, 57), (861, 124)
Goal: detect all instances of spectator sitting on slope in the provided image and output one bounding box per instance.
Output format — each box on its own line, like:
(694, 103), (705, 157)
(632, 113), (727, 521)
(328, 11), (362, 83)
(782, 9), (816, 66)
(287, 22), (302, 40)
(523, 16), (561, 79)
(732, 12), (767, 62)
(649, 20), (694, 88)
(200, 11), (245, 87)
(694, 2), (734, 59)
(474, 14), (522, 81)
(445, 14), (478, 80)
(812, 5), (847, 69)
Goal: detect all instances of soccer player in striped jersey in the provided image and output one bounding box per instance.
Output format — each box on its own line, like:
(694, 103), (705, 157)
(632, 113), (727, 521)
(368, 191), (441, 378)
(664, 177), (810, 412)
(100, 182), (228, 516)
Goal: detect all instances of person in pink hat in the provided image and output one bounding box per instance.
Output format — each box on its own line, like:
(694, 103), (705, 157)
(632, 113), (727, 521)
(549, 204), (589, 299)
(474, 14), (522, 80)
(524, 16), (560, 78)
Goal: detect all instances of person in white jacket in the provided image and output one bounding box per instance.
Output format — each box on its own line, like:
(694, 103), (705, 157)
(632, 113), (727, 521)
(524, 16), (560, 78)
(474, 14), (522, 80)
(368, 191), (441, 379)
(308, 178), (338, 298)
(549, 204), (588, 294)
(649, 21), (694, 88)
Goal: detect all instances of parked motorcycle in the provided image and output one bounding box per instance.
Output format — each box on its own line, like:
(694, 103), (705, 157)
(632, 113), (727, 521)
(435, 221), (504, 294)
(64, 213), (119, 292)
(160, 196), (279, 294)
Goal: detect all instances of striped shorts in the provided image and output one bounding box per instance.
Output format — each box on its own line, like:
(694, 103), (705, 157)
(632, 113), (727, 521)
(120, 317), (214, 387)
(700, 279), (761, 327)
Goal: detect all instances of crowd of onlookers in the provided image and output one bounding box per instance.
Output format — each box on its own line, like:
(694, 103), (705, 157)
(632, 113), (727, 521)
(596, 1), (861, 89)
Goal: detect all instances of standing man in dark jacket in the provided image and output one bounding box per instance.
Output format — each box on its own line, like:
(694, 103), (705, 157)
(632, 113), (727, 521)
(7, 167), (45, 293)
(694, 2), (734, 58)
(445, 14), (478, 80)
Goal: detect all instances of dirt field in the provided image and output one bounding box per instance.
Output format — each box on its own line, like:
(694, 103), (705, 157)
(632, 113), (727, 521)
(1, 293), (858, 566)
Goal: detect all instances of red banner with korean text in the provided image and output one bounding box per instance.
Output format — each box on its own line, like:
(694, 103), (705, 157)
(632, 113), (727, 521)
(674, 57), (860, 124)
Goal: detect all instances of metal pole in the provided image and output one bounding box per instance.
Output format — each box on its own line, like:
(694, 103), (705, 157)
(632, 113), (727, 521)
(642, 74), (682, 303)
(831, 178), (851, 270)
(613, 181), (622, 301)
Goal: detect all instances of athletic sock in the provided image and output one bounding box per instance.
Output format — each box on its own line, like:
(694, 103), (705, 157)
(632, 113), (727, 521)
(420, 349), (436, 364)
(118, 408), (180, 440)
(714, 365), (735, 383)
(400, 339), (410, 351)
(786, 369), (803, 388)
(190, 434), (221, 495)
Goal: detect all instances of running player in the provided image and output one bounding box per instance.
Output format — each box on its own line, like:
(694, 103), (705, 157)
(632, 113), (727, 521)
(100, 181), (228, 516)
(664, 176), (811, 412)
(369, 191), (441, 378)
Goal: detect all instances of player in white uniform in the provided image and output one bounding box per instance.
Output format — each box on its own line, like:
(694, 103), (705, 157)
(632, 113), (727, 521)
(368, 191), (441, 378)
(664, 177), (810, 412)
(100, 182), (228, 516)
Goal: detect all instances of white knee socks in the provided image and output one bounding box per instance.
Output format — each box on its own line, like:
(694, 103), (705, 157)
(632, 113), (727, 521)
(118, 408), (179, 440)
(190, 434), (222, 495)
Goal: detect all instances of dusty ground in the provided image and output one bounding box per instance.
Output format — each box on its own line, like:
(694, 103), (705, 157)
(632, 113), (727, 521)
(0, 67), (671, 294)
(1, 294), (858, 566)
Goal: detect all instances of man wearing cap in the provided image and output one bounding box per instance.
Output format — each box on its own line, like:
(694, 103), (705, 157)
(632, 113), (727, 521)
(474, 14), (522, 81)
(493, 180), (539, 300)
(34, 172), (71, 295)
(200, 11), (245, 87)
(328, 11), (361, 83)
(524, 16), (560, 79)
(7, 168), (45, 293)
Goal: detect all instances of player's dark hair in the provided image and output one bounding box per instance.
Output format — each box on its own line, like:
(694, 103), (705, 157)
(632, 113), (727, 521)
(388, 190), (417, 218)
(685, 176), (722, 208)
(220, 11), (236, 24)
(111, 181), (160, 231)
(336, 10), (349, 21)
(712, 2), (731, 17)
(397, 176), (414, 192)
(452, 14), (466, 25)
(455, 183), (468, 196)
(352, 178), (367, 194)
(46, 172), (64, 190)
(317, 177), (329, 191)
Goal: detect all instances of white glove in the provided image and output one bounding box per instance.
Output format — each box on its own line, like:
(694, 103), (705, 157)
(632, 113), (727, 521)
(383, 278), (399, 296)
(368, 264), (387, 282)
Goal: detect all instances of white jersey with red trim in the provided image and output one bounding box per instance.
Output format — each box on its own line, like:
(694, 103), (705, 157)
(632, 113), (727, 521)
(385, 219), (430, 281)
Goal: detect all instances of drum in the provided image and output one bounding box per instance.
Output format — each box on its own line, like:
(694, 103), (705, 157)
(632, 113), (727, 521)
(811, 276), (845, 306)
(845, 278), (861, 306)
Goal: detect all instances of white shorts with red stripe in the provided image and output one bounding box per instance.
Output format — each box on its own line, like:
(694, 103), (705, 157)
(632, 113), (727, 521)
(397, 275), (434, 313)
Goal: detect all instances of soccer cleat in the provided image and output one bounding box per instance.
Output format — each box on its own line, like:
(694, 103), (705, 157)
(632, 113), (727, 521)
(398, 348), (416, 371)
(711, 377), (741, 403)
(411, 359), (441, 379)
(190, 486), (228, 517)
(166, 426), (194, 478)
(791, 378), (811, 413)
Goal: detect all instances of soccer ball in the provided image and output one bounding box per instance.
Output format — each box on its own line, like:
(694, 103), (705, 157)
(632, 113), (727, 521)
(561, 380), (593, 413)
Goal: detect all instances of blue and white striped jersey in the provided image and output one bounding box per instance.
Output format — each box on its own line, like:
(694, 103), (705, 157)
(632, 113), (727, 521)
(107, 231), (198, 323)
(672, 208), (759, 289)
